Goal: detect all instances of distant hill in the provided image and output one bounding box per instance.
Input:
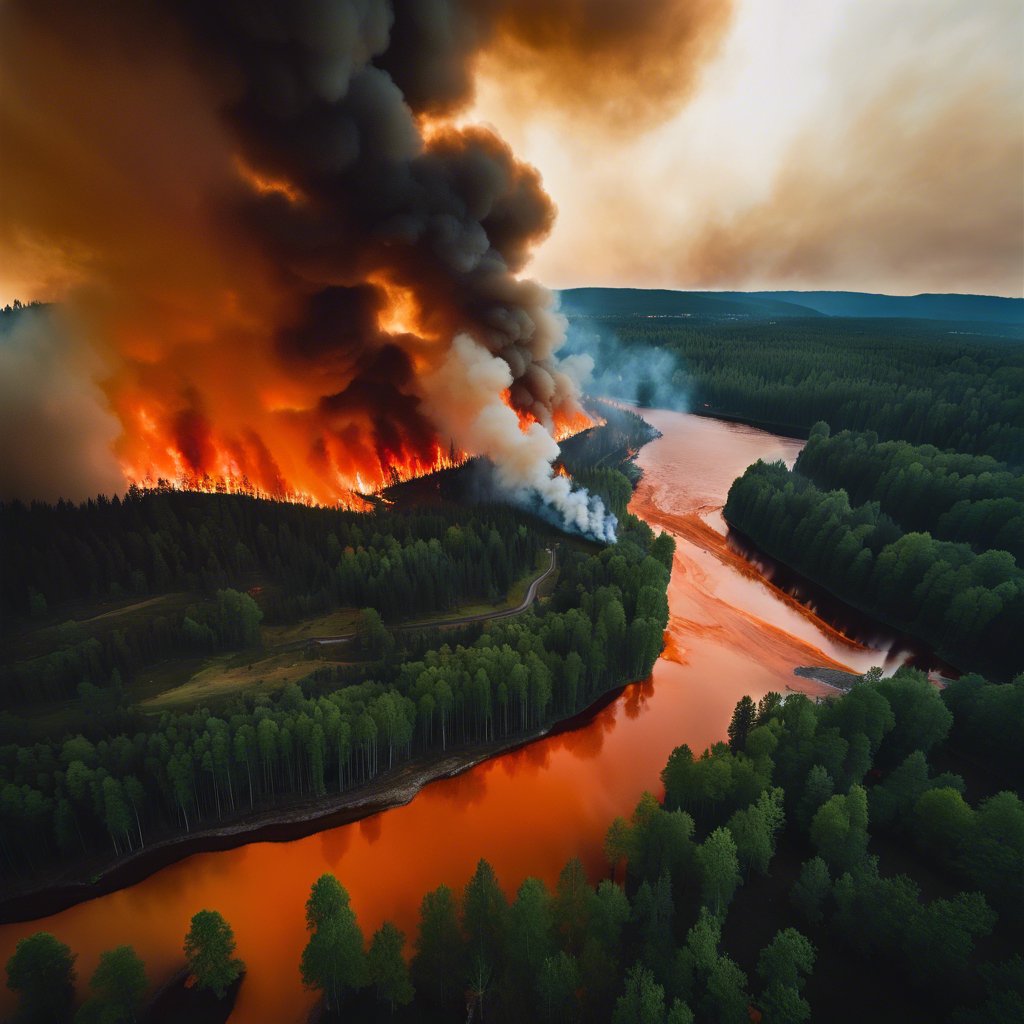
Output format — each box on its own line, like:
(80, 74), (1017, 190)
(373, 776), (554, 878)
(729, 290), (1024, 323)
(558, 287), (823, 319)
(559, 287), (1024, 325)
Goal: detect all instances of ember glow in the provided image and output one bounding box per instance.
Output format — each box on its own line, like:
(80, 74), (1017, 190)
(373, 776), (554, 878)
(233, 158), (305, 207)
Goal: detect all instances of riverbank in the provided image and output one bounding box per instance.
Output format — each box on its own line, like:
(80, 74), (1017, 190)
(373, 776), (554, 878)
(0, 406), (901, 1024)
(726, 522), (964, 679)
(690, 406), (810, 441)
(0, 677), (630, 926)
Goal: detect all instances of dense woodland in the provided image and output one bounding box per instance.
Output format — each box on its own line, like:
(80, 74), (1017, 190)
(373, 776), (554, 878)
(0, 494), (545, 705)
(724, 431), (1023, 680)
(8, 669), (1022, 1023)
(0, 489), (554, 622)
(569, 316), (1024, 462)
(794, 426), (1024, 561)
(0, 458), (674, 877)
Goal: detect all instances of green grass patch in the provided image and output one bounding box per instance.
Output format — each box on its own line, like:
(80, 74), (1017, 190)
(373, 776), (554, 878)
(140, 649), (317, 711)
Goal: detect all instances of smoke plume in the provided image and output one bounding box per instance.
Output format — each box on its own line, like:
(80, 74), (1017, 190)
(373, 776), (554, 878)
(424, 334), (616, 541)
(382, 0), (734, 130)
(0, 0), (729, 535)
(562, 319), (689, 414)
(0, 308), (123, 503)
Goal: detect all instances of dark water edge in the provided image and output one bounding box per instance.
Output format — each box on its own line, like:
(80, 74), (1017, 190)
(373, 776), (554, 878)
(146, 970), (243, 1024)
(725, 524), (961, 679)
(685, 406), (811, 441)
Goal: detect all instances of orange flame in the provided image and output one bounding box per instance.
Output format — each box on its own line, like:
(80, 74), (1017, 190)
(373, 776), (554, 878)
(108, 279), (591, 511)
(118, 386), (592, 510)
(369, 273), (429, 339)
(122, 437), (469, 509)
(553, 406), (595, 441)
(234, 156), (304, 204)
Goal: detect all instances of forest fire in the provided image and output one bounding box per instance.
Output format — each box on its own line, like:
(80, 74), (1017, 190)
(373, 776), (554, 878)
(121, 449), (464, 511)
(119, 423), (471, 508)
(554, 407), (601, 442)
(0, 0), (647, 540)
(119, 397), (595, 510)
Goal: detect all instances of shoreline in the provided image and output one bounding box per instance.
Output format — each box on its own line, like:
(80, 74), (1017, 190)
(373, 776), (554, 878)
(724, 520), (966, 679)
(0, 679), (628, 926)
(0, 407), (655, 927)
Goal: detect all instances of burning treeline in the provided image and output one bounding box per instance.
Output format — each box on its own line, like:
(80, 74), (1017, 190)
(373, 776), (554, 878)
(0, 0), (730, 540)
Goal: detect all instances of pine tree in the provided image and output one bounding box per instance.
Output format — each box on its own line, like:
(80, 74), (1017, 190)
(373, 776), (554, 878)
(727, 696), (756, 753)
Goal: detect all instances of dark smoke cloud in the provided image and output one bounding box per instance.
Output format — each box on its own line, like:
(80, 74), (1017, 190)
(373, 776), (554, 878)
(1, 0), (733, 532)
(381, 0), (734, 129)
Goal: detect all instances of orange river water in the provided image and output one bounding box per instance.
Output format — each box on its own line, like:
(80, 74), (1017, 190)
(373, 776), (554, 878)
(0, 409), (902, 1022)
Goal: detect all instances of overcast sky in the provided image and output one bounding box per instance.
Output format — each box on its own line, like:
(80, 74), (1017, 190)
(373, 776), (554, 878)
(467, 0), (1024, 296)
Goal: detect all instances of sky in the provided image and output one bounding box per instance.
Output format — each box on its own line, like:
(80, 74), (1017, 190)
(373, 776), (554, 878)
(2, 0), (1021, 304)
(465, 0), (1024, 297)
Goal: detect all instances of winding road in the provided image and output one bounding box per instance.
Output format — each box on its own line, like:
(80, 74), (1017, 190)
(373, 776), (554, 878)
(309, 547), (557, 646)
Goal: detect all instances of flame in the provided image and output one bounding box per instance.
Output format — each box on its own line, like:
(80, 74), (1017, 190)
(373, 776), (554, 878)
(234, 156), (304, 205)
(116, 388), (588, 512)
(553, 406), (596, 442)
(369, 273), (429, 339)
(107, 315), (588, 514)
(122, 436), (470, 510)
(499, 388), (533, 434)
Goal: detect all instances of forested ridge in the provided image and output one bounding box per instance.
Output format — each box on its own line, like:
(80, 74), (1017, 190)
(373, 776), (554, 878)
(0, 453), (675, 882)
(1, 490), (544, 622)
(724, 428), (1023, 679)
(560, 286), (1024, 323)
(568, 316), (1024, 461)
(9, 670), (1022, 1023)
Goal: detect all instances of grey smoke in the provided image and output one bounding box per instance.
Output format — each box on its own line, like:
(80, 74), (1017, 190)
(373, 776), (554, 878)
(0, 307), (123, 503)
(561, 318), (690, 412)
(423, 333), (617, 543)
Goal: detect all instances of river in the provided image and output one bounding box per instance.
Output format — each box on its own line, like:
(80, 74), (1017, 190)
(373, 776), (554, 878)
(0, 409), (906, 1022)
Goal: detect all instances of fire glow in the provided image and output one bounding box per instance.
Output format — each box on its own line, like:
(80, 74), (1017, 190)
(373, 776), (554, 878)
(120, 444), (467, 511)
(0, 0), (629, 541)
(117, 380), (596, 511)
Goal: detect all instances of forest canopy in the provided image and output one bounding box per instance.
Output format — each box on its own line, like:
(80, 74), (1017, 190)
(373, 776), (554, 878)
(724, 426), (1023, 679)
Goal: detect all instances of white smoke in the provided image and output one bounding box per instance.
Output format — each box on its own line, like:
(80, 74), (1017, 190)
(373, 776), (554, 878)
(422, 333), (618, 543)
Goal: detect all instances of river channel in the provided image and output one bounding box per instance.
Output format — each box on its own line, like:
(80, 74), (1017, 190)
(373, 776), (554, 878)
(0, 409), (910, 1022)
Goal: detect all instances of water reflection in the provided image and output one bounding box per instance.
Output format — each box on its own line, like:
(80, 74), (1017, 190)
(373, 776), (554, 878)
(0, 410), (901, 1024)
